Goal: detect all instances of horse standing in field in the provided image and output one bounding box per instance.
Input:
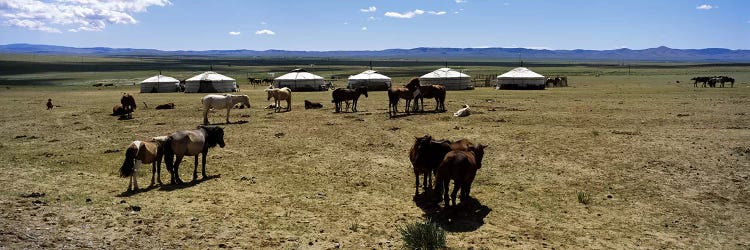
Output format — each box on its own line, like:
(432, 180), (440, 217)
(201, 94), (251, 125)
(719, 76), (735, 88)
(691, 77), (710, 88)
(332, 86), (368, 112)
(163, 126), (225, 184)
(436, 141), (487, 207)
(120, 93), (136, 119)
(46, 99), (53, 110)
(265, 86), (292, 112)
(412, 84), (446, 113)
(410, 135), (453, 198)
(388, 78), (422, 117)
(119, 136), (170, 192)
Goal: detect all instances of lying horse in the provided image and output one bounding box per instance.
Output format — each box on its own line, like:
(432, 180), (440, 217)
(119, 136), (170, 192)
(304, 100), (323, 109)
(332, 86), (368, 112)
(410, 135), (452, 198)
(388, 78), (421, 117)
(121, 93), (136, 119)
(436, 141), (487, 207)
(454, 104), (470, 117)
(163, 125), (225, 184)
(265, 86), (292, 112)
(413, 84), (446, 113)
(201, 94), (251, 125)
(155, 102), (175, 110)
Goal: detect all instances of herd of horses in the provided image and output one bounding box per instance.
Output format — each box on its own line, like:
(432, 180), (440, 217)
(692, 76), (735, 88)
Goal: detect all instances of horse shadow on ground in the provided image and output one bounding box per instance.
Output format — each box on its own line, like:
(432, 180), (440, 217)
(158, 174), (221, 191)
(207, 120), (248, 125)
(413, 189), (492, 232)
(116, 185), (160, 197)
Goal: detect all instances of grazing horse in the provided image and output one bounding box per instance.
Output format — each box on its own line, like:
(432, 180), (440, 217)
(163, 126), (225, 184)
(388, 78), (421, 117)
(265, 86), (292, 112)
(412, 84), (446, 113)
(436, 142), (487, 207)
(304, 100), (323, 109)
(120, 93), (136, 119)
(332, 86), (368, 112)
(201, 94), (251, 125)
(719, 76), (735, 88)
(692, 77), (710, 88)
(410, 135), (453, 198)
(155, 102), (175, 110)
(119, 137), (169, 192)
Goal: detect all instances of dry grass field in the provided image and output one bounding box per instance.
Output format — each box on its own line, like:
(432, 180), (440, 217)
(1, 73), (749, 249)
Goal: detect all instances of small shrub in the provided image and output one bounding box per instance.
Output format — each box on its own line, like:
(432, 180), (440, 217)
(399, 220), (446, 250)
(592, 130), (600, 136)
(577, 191), (591, 205)
(349, 223), (359, 232)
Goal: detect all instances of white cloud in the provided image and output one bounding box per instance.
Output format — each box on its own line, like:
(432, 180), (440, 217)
(260, 21), (267, 25)
(696, 4), (716, 10)
(229, 31), (240, 35)
(361, 27), (367, 31)
(343, 22), (349, 25)
(0, 0), (171, 33)
(255, 29), (275, 35)
(368, 16), (375, 21)
(384, 9), (444, 19)
(360, 6), (376, 12)
(455, 0), (467, 3)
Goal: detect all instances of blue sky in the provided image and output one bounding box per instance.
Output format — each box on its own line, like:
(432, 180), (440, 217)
(0, 0), (748, 51)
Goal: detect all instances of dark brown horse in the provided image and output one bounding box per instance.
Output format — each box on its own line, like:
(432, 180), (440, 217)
(304, 100), (323, 109)
(719, 76), (735, 88)
(388, 78), (421, 117)
(120, 93), (136, 118)
(332, 86), (368, 112)
(155, 102), (175, 109)
(410, 135), (453, 198)
(436, 141), (487, 207)
(413, 84), (446, 113)
(163, 126), (225, 184)
(692, 77), (711, 88)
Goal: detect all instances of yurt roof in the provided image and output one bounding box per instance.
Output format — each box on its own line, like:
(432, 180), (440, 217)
(186, 71), (235, 81)
(497, 67), (545, 79)
(348, 70), (391, 80)
(275, 69), (324, 80)
(420, 68), (470, 79)
(140, 75), (179, 84)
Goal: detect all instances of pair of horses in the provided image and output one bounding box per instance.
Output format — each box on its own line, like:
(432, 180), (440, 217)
(332, 86), (368, 112)
(201, 94), (251, 124)
(388, 78), (447, 117)
(265, 86), (292, 112)
(410, 135), (487, 207)
(112, 93), (136, 118)
(119, 126), (226, 191)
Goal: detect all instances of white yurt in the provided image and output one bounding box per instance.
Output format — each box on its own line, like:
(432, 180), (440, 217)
(184, 71), (238, 93)
(419, 68), (473, 90)
(139, 75), (180, 93)
(274, 68), (326, 91)
(497, 67), (546, 90)
(347, 70), (392, 91)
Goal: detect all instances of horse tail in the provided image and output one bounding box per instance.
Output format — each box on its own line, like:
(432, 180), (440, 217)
(163, 137), (174, 170)
(119, 144), (137, 177)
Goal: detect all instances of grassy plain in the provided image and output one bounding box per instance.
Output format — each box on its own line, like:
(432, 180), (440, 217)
(0, 54), (749, 249)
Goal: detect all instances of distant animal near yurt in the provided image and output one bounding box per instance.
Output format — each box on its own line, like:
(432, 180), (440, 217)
(497, 67), (546, 90)
(184, 71), (238, 93)
(274, 68), (326, 91)
(419, 68), (473, 90)
(347, 70), (392, 91)
(139, 75), (181, 93)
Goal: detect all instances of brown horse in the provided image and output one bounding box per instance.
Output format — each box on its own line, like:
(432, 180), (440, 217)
(388, 78), (421, 117)
(413, 84), (446, 113)
(155, 102), (175, 109)
(163, 126), (225, 184)
(332, 86), (368, 112)
(304, 100), (323, 109)
(410, 135), (453, 198)
(436, 141), (487, 207)
(120, 93), (136, 119)
(119, 137), (169, 192)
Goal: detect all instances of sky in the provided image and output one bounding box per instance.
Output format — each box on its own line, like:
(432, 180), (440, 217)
(0, 0), (748, 51)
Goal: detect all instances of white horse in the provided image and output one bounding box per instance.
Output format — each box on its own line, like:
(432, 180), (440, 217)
(201, 94), (251, 125)
(264, 86), (292, 112)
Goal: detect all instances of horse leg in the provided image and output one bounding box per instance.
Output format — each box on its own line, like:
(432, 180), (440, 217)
(414, 172), (420, 198)
(226, 108), (231, 124)
(193, 155), (199, 181)
(353, 100), (358, 112)
(149, 161), (156, 187)
(173, 155), (184, 184)
(133, 160), (141, 190)
(443, 179), (450, 207)
(203, 109), (210, 125)
(451, 181), (460, 207)
(201, 150), (208, 179)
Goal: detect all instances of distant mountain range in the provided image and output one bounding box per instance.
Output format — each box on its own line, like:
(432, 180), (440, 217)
(1, 43), (749, 62)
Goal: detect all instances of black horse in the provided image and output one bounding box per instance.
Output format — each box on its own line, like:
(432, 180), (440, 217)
(691, 77), (711, 88)
(332, 86), (368, 112)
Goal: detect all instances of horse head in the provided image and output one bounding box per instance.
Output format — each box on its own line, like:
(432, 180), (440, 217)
(357, 86), (369, 98)
(412, 135), (433, 166)
(240, 95), (251, 108)
(199, 125), (225, 148)
(472, 144), (487, 169)
(265, 89), (273, 101)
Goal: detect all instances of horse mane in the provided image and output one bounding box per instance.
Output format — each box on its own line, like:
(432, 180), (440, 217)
(198, 125), (224, 148)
